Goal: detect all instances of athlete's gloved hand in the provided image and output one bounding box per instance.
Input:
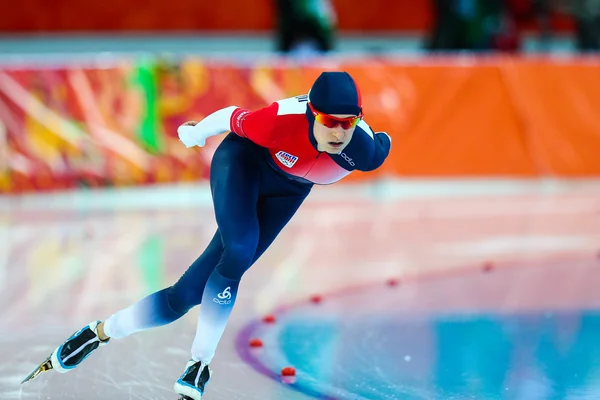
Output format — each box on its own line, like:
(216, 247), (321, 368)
(177, 121), (206, 148)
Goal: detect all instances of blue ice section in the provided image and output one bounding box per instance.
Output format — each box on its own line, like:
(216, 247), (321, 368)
(257, 310), (600, 400)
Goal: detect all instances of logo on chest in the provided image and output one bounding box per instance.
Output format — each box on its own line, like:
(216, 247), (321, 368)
(339, 152), (355, 166)
(275, 151), (299, 168)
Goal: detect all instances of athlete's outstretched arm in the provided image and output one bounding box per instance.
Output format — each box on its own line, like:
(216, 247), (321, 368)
(177, 103), (279, 148)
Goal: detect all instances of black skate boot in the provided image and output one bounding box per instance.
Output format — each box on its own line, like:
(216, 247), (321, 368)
(174, 360), (212, 400)
(22, 320), (109, 383)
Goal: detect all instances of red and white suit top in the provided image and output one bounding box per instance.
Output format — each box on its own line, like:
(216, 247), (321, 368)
(228, 95), (391, 185)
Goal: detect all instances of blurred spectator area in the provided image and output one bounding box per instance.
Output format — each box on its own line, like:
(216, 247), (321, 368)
(0, 1), (596, 55)
(0, 0), (576, 33)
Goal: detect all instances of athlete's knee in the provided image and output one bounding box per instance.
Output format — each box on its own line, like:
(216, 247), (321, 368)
(166, 277), (204, 315)
(218, 240), (257, 280)
(164, 287), (190, 315)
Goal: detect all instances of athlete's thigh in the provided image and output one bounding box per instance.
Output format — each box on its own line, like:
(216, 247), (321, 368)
(210, 134), (261, 243)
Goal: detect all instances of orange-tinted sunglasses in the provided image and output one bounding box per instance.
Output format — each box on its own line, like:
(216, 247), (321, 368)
(308, 102), (363, 130)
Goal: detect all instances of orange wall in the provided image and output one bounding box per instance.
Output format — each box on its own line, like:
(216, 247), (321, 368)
(349, 58), (600, 177)
(0, 0), (573, 33)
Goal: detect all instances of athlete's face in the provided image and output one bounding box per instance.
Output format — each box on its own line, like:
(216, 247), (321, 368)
(313, 114), (357, 154)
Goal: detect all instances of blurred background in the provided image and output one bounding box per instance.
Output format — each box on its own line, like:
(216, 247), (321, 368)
(0, 0), (599, 192)
(2, 2), (600, 400)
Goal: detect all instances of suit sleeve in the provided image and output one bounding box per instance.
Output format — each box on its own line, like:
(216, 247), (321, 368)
(361, 132), (392, 172)
(230, 102), (279, 148)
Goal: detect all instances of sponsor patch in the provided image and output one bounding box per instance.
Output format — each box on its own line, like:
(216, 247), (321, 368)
(275, 151), (299, 168)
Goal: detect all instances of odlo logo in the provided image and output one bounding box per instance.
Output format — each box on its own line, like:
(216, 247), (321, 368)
(213, 287), (232, 305)
(340, 152), (355, 166)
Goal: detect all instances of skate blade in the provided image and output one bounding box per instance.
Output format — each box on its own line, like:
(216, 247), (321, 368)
(21, 356), (53, 384)
(177, 397), (195, 400)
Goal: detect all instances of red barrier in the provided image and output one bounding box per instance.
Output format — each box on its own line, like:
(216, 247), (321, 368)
(0, 0), (574, 33)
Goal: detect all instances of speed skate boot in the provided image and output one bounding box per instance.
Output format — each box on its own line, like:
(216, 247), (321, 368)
(174, 360), (212, 400)
(51, 320), (110, 373)
(22, 321), (109, 383)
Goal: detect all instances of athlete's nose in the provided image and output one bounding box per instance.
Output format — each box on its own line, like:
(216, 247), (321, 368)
(331, 127), (345, 141)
